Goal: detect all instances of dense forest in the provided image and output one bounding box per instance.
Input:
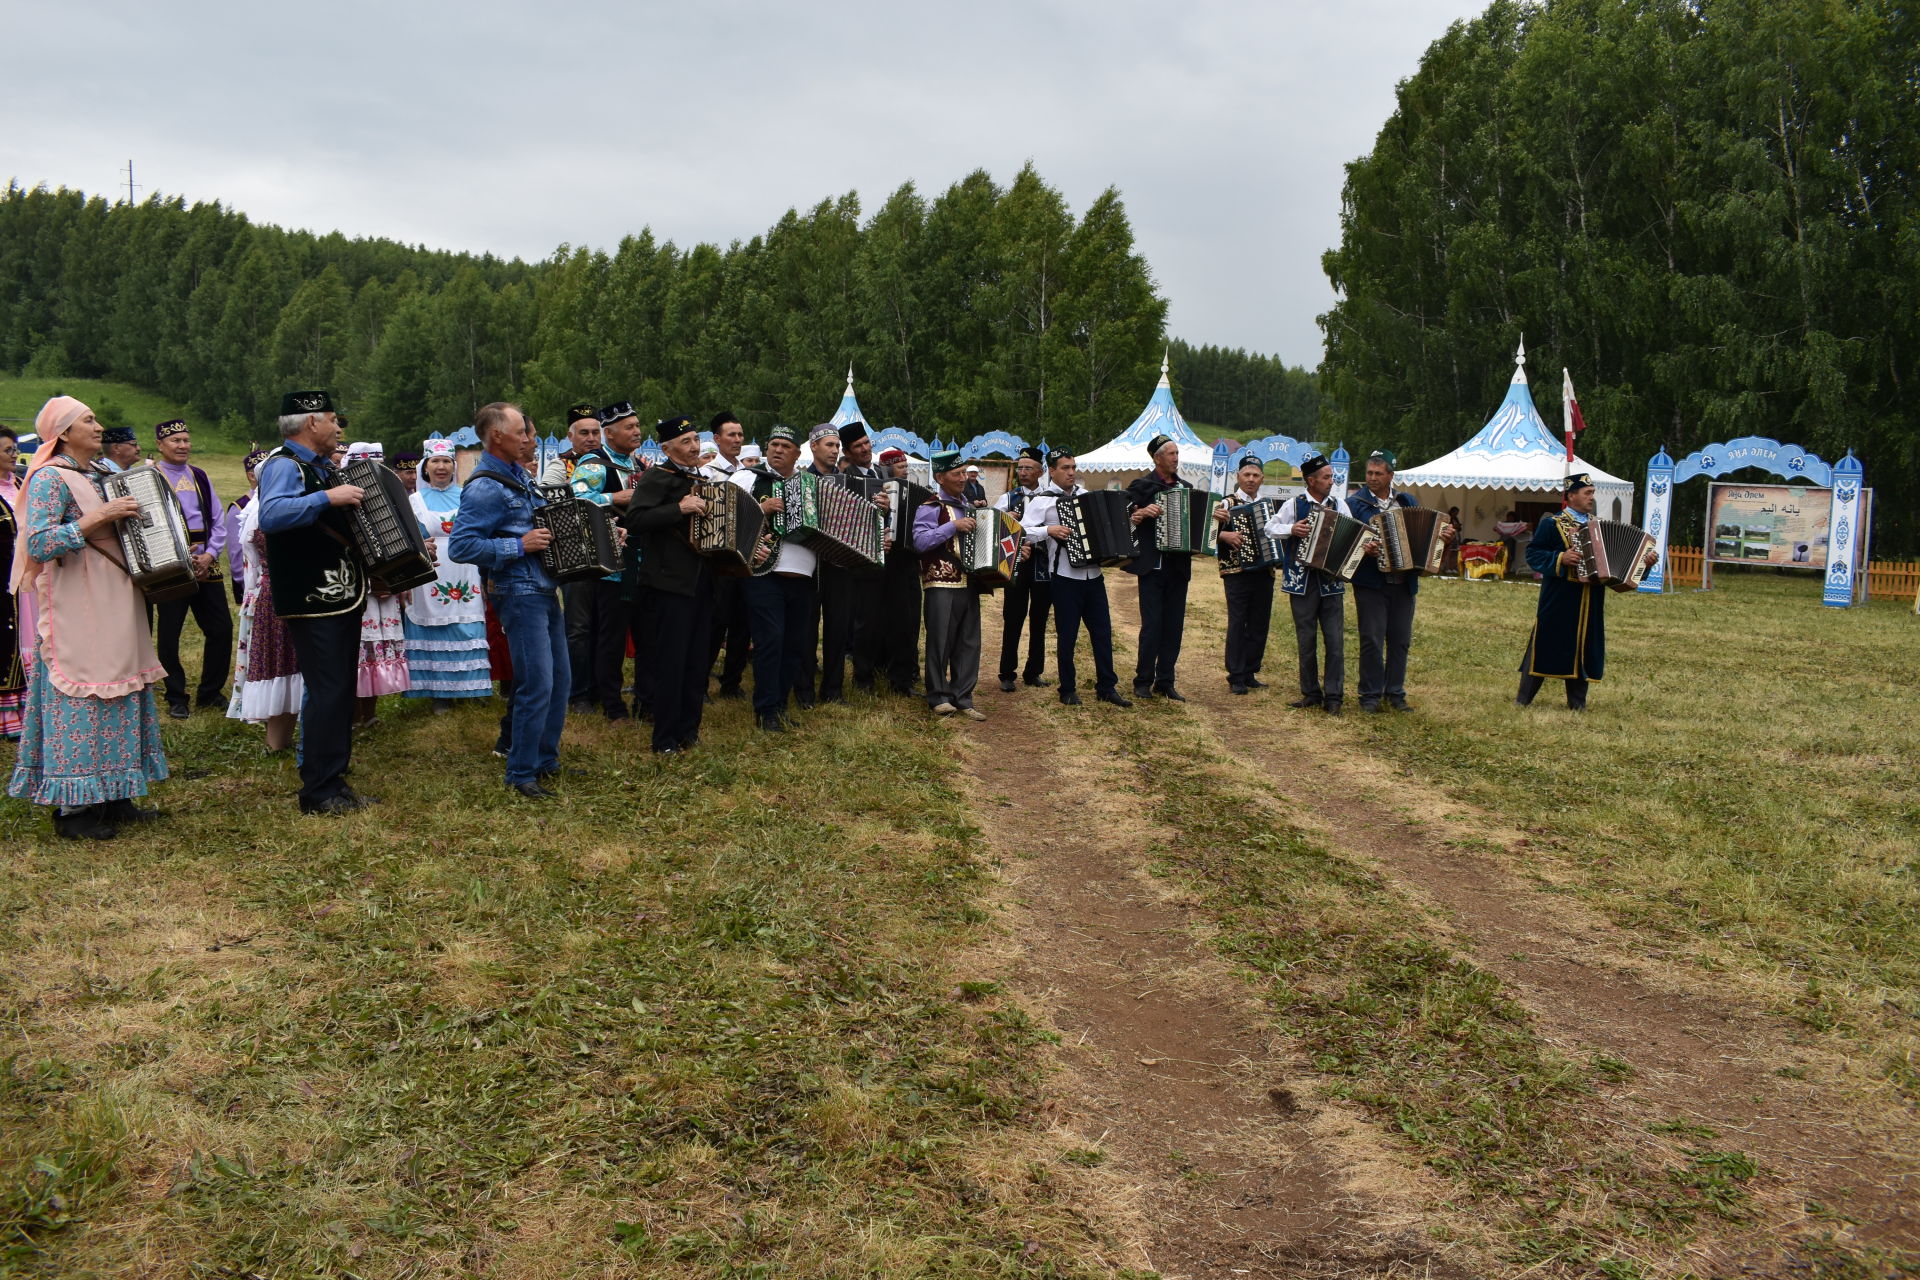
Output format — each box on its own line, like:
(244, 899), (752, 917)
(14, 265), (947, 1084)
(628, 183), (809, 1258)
(1321, 0), (1919, 551)
(0, 165), (1319, 454)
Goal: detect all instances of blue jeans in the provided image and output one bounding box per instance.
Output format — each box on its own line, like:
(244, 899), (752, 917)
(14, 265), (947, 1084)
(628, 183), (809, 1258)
(492, 589), (570, 783)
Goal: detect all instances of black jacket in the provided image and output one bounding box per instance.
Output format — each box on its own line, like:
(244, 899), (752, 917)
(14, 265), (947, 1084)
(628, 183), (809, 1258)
(625, 462), (711, 597)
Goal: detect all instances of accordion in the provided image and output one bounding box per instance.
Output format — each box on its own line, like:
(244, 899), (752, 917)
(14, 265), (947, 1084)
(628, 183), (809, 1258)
(1153, 485), (1215, 556)
(1299, 503), (1378, 581)
(101, 466), (200, 604)
(1058, 489), (1137, 568)
(1218, 498), (1283, 575)
(960, 507), (1025, 587)
(778, 471), (883, 570)
(689, 479), (774, 577)
(337, 457), (437, 593)
(883, 479), (935, 552)
(1369, 504), (1450, 575)
(532, 485), (622, 584)
(1564, 514), (1656, 592)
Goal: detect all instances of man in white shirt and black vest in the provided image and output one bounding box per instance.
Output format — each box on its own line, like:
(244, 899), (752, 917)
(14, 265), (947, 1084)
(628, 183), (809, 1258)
(1022, 451), (1131, 708)
(993, 446), (1053, 692)
(1268, 453), (1352, 715)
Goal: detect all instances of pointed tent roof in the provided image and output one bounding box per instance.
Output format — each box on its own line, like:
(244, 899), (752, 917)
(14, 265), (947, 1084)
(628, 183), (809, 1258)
(1394, 340), (1632, 498)
(829, 365), (867, 428)
(1076, 352), (1215, 486)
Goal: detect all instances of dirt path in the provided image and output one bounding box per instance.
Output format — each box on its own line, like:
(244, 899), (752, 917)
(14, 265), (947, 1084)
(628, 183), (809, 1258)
(1074, 573), (1920, 1265)
(961, 695), (1472, 1279)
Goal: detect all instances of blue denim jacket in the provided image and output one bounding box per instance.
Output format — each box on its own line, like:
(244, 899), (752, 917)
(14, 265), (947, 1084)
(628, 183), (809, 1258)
(449, 452), (558, 595)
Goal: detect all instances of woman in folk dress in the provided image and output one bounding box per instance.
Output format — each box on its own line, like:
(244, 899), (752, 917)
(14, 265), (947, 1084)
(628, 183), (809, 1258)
(403, 440), (491, 710)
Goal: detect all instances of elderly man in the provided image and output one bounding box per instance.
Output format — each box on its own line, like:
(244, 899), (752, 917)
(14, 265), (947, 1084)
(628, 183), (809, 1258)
(1516, 473), (1656, 711)
(625, 415), (719, 754)
(873, 447), (924, 695)
(258, 391), (373, 813)
(702, 411), (752, 696)
(834, 421), (892, 695)
(1346, 448), (1456, 711)
(1024, 452), (1130, 707)
(1123, 434), (1197, 700)
(802, 423), (845, 704)
(451, 403), (566, 797)
(913, 450), (988, 720)
(571, 401), (645, 720)
(993, 446), (1052, 692)
(147, 418), (234, 718)
(541, 403), (601, 487)
(100, 426), (143, 473)
(1269, 453), (1352, 715)
(1214, 454), (1275, 695)
(732, 425), (815, 730)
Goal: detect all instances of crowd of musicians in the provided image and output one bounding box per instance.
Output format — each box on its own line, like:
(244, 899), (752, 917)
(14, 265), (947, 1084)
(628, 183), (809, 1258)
(0, 391), (1653, 841)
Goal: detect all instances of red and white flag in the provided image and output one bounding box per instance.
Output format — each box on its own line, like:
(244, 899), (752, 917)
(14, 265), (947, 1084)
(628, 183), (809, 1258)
(1561, 367), (1589, 466)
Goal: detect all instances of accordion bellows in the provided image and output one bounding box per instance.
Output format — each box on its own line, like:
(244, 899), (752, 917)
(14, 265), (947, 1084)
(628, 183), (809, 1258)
(777, 471), (883, 570)
(101, 466), (199, 603)
(1369, 505), (1449, 575)
(1153, 486), (1215, 555)
(1567, 515), (1656, 591)
(1300, 505), (1378, 581)
(338, 458), (437, 593)
(689, 479), (773, 577)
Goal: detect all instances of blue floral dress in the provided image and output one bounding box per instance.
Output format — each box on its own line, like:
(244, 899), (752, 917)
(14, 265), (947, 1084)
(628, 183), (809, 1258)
(7, 464), (169, 807)
(402, 482), (491, 698)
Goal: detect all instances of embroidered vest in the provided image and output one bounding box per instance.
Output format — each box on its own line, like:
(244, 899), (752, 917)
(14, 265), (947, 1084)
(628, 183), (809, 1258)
(918, 496), (968, 589)
(262, 448), (366, 618)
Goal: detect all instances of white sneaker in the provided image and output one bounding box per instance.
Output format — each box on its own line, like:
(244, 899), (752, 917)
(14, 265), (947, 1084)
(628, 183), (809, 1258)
(961, 707), (986, 721)
(932, 701), (957, 715)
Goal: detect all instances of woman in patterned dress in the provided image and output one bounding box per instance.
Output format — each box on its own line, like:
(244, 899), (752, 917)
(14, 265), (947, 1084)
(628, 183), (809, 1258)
(6, 397), (169, 840)
(227, 449), (303, 752)
(403, 440), (491, 710)
(0, 426), (25, 739)
(343, 442), (410, 726)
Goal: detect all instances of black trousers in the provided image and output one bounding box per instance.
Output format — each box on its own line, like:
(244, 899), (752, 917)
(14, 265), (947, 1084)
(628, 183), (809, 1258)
(743, 574), (809, 718)
(816, 564), (853, 698)
(563, 581), (595, 703)
(1289, 587), (1345, 702)
(156, 577), (234, 707)
(1516, 672), (1589, 709)
(588, 579), (644, 715)
(998, 563), (1052, 682)
(285, 606), (363, 806)
(1221, 570), (1273, 686)
(706, 574), (752, 692)
(639, 581), (713, 751)
(1353, 582), (1416, 702)
(1132, 556), (1192, 691)
(1051, 574), (1118, 695)
(871, 560), (922, 693)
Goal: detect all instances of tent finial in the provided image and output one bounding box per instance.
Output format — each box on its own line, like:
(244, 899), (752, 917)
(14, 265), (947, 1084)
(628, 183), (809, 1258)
(846, 362), (855, 392)
(1158, 347), (1171, 388)
(1515, 334), (1526, 368)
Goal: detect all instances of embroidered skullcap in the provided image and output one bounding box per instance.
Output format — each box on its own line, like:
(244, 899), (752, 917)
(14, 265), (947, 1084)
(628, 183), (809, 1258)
(280, 390), (333, 417)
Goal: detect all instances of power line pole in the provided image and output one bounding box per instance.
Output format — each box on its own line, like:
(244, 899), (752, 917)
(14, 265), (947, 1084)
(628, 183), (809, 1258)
(121, 159), (140, 205)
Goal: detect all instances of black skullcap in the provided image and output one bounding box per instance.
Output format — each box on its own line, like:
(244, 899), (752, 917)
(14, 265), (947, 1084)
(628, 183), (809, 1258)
(767, 424), (800, 445)
(1236, 453), (1262, 471)
(1300, 454), (1330, 478)
(838, 421), (868, 446)
(280, 390), (333, 417)
(101, 426), (135, 445)
(1146, 433), (1173, 457)
(1564, 472), (1594, 494)
(657, 415), (696, 443)
(1018, 445), (1045, 464)
(708, 410), (741, 431)
(598, 401), (637, 426)
(1047, 450), (1073, 468)
(567, 402), (598, 426)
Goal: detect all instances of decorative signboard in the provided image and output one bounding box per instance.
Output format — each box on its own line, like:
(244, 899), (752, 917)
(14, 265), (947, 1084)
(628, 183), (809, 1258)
(1706, 483), (1831, 567)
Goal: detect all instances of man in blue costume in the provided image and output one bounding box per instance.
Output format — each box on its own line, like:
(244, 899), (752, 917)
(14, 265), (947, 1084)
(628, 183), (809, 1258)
(1515, 473), (1656, 710)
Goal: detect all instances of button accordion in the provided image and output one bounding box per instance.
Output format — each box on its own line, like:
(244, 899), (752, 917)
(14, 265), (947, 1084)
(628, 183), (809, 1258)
(100, 466), (200, 604)
(1152, 485), (1215, 556)
(1058, 489), (1137, 568)
(1563, 514), (1656, 591)
(777, 471), (883, 570)
(960, 506), (1025, 587)
(1369, 504), (1450, 575)
(532, 485), (622, 584)
(1299, 503), (1379, 581)
(883, 479), (935, 553)
(1218, 497), (1283, 575)
(689, 479), (774, 577)
(337, 457), (438, 593)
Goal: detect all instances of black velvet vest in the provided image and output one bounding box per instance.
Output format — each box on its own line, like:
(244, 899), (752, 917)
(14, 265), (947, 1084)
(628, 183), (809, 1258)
(262, 448), (366, 619)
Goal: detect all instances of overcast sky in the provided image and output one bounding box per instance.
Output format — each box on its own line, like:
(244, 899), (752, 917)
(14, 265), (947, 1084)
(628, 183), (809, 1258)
(5, 0), (1483, 369)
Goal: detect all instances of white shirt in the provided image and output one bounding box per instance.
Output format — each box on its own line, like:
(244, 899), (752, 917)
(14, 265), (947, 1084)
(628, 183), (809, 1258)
(700, 454), (739, 482)
(1266, 490), (1355, 546)
(730, 465), (816, 578)
(537, 454), (574, 488)
(1020, 481), (1102, 581)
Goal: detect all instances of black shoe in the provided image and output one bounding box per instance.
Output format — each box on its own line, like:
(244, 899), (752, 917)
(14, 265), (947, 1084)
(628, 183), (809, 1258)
(1097, 691), (1133, 708)
(796, 696), (816, 711)
(853, 678), (876, 694)
(507, 780), (557, 800)
(300, 793), (361, 816)
(604, 706), (631, 723)
(653, 746), (683, 756)
(817, 691), (845, 705)
(1230, 684), (1249, 695)
(757, 714), (786, 732)
(999, 678), (1017, 693)
(1156, 687), (1186, 702)
(1389, 697), (1412, 712)
(167, 702), (190, 720)
(1324, 700), (1343, 716)
(340, 787), (381, 809)
(1247, 677), (1267, 689)
(1133, 685), (1154, 700)
(195, 695), (226, 711)
(1023, 676), (1051, 688)
(1288, 696), (1323, 709)
(103, 797), (160, 824)
(53, 806), (118, 840)
(888, 683), (915, 697)
(679, 736), (699, 751)
(1058, 689), (1082, 705)
(1361, 700), (1383, 713)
